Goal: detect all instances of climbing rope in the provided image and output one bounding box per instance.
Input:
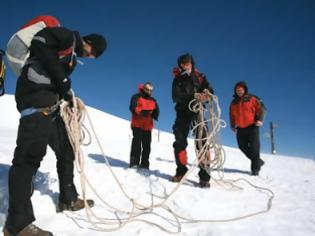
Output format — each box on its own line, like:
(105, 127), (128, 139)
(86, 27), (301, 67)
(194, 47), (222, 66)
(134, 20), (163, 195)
(59, 90), (274, 233)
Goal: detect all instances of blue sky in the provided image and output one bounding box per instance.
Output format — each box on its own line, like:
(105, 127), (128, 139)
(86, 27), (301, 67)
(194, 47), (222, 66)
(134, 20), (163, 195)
(1, 0), (314, 159)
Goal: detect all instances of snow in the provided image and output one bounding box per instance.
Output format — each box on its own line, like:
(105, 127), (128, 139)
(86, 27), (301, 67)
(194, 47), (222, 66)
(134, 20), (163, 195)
(1, 94), (315, 236)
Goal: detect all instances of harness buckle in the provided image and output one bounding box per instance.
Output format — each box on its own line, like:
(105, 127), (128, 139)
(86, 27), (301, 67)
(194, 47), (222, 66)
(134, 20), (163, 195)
(42, 107), (51, 116)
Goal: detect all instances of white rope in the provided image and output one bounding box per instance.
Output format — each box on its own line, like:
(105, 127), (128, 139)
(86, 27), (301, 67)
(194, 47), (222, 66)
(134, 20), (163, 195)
(59, 91), (274, 233)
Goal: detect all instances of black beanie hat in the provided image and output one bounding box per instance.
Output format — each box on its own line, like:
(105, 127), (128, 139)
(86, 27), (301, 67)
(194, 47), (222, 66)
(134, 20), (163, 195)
(177, 53), (195, 69)
(83, 34), (107, 58)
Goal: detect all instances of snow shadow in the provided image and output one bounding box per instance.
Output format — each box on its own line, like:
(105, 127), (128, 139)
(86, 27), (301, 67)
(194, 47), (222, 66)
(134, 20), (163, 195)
(33, 171), (59, 205)
(88, 153), (129, 169)
(0, 164), (10, 225)
(0, 163), (59, 221)
(223, 168), (250, 175)
(88, 154), (174, 181)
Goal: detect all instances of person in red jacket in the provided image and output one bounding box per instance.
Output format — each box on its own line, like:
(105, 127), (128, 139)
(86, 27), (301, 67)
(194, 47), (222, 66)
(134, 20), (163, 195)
(229, 81), (266, 176)
(129, 82), (159, 169)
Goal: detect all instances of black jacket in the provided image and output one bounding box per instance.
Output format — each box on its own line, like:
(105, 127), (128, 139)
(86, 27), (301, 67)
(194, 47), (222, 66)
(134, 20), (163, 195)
(172, 68), (214, 112)
(15, 27), (84, 112)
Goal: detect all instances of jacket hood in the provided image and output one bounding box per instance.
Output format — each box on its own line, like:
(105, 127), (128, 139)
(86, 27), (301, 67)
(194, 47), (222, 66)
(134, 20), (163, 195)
(233, 81), (248, 97)
(138, 84), (144, 92)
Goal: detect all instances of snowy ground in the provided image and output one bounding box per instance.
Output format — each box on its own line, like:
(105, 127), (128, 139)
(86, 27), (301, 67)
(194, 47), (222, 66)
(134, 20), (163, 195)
(0, 95), (315, 236)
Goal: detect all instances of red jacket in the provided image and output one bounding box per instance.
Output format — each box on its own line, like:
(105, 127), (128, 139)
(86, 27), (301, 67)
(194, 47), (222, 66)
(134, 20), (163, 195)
(229, 94), (264, 129)
(129, 85), (159, 131)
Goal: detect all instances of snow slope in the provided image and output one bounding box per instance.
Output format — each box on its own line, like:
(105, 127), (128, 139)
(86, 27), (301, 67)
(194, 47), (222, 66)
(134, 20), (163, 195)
(0, 95), (315, 236)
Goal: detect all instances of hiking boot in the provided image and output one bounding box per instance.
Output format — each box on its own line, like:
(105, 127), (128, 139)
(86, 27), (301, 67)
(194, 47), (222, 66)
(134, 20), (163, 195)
(252, 170), (260, 176)
(171, 175), (185, 182)
(199, 180), (210, 188)
(3, 224), (53, 236)
(57, 198), (94, 212)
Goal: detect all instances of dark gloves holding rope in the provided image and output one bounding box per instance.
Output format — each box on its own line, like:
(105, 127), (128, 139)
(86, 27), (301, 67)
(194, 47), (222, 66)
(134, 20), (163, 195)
(57, 77), (71, 99)
(64, 90), (74, 108)
(194, 89), (211, 103)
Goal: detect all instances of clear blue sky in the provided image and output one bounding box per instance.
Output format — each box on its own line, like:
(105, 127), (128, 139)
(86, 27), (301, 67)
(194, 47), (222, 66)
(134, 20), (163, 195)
(1, 0), (314, 159)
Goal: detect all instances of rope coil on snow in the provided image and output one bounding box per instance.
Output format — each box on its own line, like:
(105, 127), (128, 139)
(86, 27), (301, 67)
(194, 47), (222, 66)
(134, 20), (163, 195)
(59, 91), (274, 233)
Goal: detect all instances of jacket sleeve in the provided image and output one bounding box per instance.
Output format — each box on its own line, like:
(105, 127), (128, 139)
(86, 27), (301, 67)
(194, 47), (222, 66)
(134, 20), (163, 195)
(253, 96), (266, 122)
(129, 94), (141, 114)
(151, 99), (160, 121)
(229, 102), (236, 128)
(172, 76), (194, 104)
(201, 74), (214, 94)
(29, 27), (74, 96)
(0, 85), (4, 96)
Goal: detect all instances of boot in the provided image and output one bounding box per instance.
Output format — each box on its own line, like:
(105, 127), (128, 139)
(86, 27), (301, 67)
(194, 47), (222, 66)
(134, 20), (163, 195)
(57, 198), (94, 212)
(3, 224), (53, 236)
(252, 170), (260, 176)
(199, 180), (210, 188)
(170, 175), (185, 182)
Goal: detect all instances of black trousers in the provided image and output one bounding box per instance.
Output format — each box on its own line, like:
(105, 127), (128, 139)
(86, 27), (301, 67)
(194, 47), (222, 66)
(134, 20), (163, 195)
(130, 128), (152, 169)
(236, 125), (262, 171)
(172, 109), (210, 181)
(5, 112), (78, 235)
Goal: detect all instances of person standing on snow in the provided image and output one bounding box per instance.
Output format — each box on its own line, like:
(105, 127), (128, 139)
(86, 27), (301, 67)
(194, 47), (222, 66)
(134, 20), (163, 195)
(229, 81), (266, 176)
(129, 82), (159, 170)
(3, 27), (106, 236)
(171, 53), (214, 188)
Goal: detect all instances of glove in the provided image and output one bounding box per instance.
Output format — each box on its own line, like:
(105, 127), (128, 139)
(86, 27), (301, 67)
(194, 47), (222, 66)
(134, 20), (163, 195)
(64, 90), (74, 108)
(57, 78), (71, 99)
(141, 110), (151, 117)
(194, 92), (209, 103)
(151, 110), (159, 121)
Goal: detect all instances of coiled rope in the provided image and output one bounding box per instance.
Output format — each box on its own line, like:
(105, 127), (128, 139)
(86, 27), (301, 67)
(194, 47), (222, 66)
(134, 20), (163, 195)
(59, 91), (274, 233)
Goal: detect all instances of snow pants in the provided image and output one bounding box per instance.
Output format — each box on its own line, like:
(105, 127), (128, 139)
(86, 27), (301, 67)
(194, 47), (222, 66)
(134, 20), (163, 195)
(236, 125), (262, 172)
(172, 109), (210, 181)
(5, 112), (78, 235)
(130, 127), (152, 169)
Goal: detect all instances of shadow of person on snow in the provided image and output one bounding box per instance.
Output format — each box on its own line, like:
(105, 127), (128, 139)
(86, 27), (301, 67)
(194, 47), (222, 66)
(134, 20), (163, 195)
(88, 153), (129, 169)
(88, 154), (174, 181)
(223, 168), (251, 175)
(0, 163), (59, 222)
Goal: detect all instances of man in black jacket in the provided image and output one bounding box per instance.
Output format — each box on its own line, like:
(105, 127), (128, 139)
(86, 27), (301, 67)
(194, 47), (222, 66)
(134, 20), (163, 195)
(3, 27), (106, 236)
(171, 53), (214, 188)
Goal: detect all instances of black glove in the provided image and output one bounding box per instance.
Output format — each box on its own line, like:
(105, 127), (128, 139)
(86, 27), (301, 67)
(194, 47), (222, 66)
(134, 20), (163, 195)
(64, 90), (74, 108)
(57, 78), (71, 99)
(0, 83), (4, 96)
(141, 110), (151, 117)
(151, 110), (159, 121)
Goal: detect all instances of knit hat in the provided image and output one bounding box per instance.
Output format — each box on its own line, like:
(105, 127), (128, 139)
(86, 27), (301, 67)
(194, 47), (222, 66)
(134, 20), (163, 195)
(177, 53), (195, 69)
(83, 34), (107, 58)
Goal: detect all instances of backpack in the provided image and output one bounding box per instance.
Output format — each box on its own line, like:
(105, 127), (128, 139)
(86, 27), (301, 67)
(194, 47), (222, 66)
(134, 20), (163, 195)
(0, 49), (6, 96)
(6, 15), (60, 77)
(253, 95), (267, 120)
